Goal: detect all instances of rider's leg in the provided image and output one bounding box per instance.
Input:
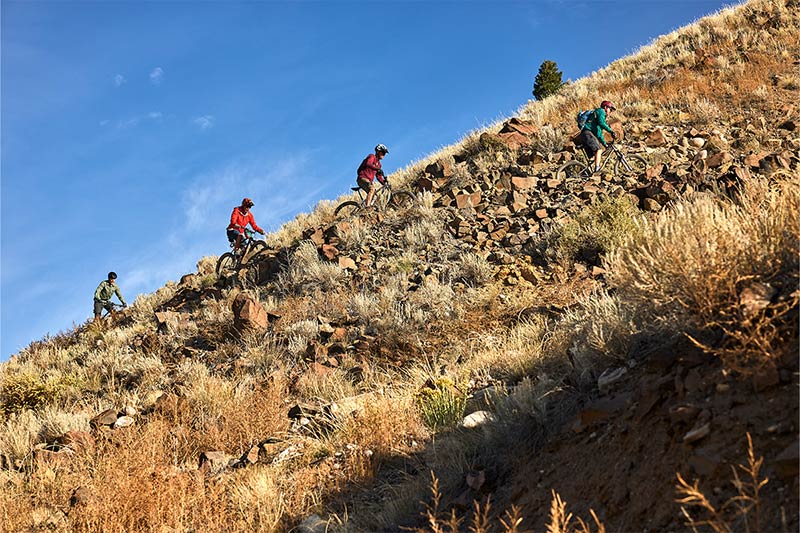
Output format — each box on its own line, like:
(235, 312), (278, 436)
(594, 150), (603, 172)
(93, 300), (103, 322)
(358, 177), (375, 207)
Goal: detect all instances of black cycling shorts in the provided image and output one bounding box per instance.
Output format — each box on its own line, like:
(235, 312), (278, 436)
(579, 129), (602, 158)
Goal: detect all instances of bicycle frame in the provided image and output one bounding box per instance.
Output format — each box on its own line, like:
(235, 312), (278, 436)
(351, 182), (393, 208)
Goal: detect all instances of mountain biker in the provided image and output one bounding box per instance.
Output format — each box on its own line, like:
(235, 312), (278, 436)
(579, 100), (617, 173)
(94, 271), (126, 321)
(356, 144), (389, 207)
(227, 197), (265, 253)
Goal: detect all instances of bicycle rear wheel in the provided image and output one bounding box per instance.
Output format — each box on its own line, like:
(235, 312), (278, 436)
(556, 160), (590, 181)
(216, 252), (237, 276)
(614, 154), (648, 179)
(334, 201), (362, 219)
(387, 191), (416, 211)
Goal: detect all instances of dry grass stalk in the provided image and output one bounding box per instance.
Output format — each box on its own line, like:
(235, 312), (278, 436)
(546, 490), (605, 533)
(676, 433), (769, 533)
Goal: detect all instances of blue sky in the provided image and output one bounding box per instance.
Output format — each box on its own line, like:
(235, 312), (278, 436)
(1, 0), (732, 359)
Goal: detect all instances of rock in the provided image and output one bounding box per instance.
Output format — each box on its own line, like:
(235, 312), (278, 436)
(91, 408), (119, 429)
(772, 440), (800, 481)
(296, 514), (329, 533)
(461, 410), (496, 428)
(70, 486), (94, 507)
(739, 282), (776, 318)
(511, 176), (536, 189)
(778, 119), (797, 131)
(645, 129), (668, 147)
(241, 445), (261, 465)
(497, 132), (530, 150)
(34, 448), (75, 468)
(465, 469), (486, 491)
(56, 430), (95, 454)
(744, 151), (769, 168)
(114, 416), (135, 429)
(124, 405), (138, 417)
(199, 451), (233, 474)
(753, 364), (780, 392)
(669, 404), (701, 425)
(425, 160), (454, 180)
(642, 198), (662, 212)
(500, 117), (537, 136)
(338, 256), (356, 270)
(320, 244), (339, 260)
(689, 137), (706, 148)
(683, 422), (711, 444)
(706, 151), (732, 168)
(142, 390), (165, 411)
(598, 367), (627, 395)
(232, 293), (269, 332)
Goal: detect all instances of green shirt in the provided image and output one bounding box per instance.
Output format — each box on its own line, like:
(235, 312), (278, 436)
(94, 280), (126, 305)
(584, 108), (614, 147)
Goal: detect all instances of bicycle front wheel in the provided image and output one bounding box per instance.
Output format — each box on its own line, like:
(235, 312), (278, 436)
(387, 191), (416, 211)
(614, 154), (649, 179)
(334, 201), (362, 219)
(216, 252), (237, 277)
(245, 241), (268, 262)
(556, 160), (590, 181)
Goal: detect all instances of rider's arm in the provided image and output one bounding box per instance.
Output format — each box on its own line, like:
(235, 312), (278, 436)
(115, 286), (126, 306)
(596, 108), (614, 135)
(247, 212), (264, 234)
(93, 282), (105, 301)
(376, 168), (387, 185)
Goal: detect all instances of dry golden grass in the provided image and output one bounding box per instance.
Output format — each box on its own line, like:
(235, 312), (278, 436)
(605, 175), (800, 372)
(676, 433), (769, 533)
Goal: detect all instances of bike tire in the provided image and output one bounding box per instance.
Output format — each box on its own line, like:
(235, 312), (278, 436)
(556, 160), (590, 182)
(387, 191), (416, 211)
(334, 201), (362, 219)
(216, 252), (237, 277)
(245, 240), (268, 262)
(614, 154), (649, 179)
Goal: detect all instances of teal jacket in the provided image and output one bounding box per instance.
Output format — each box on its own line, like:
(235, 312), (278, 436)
(583, 108), (614, 147)
(94, 280), (126, 305)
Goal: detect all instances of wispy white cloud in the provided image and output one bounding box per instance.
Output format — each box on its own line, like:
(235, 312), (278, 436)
(148, 111), (163, 120)
(182, 153), (326, 234)
(149, 67), (164, 85)
(193, 115), (214, 130)
(113, 74), (127, 87)
(99, 119), (110, 126)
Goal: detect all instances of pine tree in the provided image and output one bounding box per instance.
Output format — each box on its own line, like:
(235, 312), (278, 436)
(532, 60), (564, 101)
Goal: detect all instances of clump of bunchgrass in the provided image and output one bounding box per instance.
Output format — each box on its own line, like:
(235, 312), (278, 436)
(414, 377), (466, 430)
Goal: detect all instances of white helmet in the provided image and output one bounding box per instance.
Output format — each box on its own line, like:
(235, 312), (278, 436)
(375, 144), (389, 154)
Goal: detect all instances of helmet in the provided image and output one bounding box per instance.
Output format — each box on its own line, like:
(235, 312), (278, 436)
(108, 271), (117, 280)
(600, 100), (617, 111)
(375, 144), (389, 154)
(242, 197), (254, 207)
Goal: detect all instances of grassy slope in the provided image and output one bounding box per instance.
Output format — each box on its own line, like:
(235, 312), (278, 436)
(1, 0), (798, 531)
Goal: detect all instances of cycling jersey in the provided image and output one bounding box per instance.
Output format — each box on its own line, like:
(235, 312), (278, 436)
(227, 207), (263, 234)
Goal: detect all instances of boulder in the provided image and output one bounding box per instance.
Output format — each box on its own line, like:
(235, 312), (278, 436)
(645, 128), (668, 147)
(461, 410), (496, 428)
(338, 256), (356, 270)
(425, 160), (454, 180)
(232, 293), (269, 333)
(90, 408), (119, 429)
(114, 416), (135, 429)
(511, 176), (536, 189)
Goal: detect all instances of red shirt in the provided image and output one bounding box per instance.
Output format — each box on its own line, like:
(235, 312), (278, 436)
(227, 207), (263, 234)
(357, 154), (386, 184)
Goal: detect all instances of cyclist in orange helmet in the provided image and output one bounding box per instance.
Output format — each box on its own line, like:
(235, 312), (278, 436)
(227, 198), (265, 253)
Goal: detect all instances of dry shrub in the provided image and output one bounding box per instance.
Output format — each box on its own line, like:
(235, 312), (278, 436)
(534, 195), (643, 266)
(676, 433), (768, 533)
(277, 241), (347, 295)
(414, 377), (466, 430)
(605, 177), (800, 372)
(443, 252), (494, 288)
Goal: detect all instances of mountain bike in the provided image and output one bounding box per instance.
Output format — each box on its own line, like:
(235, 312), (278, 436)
(100, 302), (126, 319)
(334, 181), (417, 219)
(216, 229), (268, 277)
(556, 142), (648, 181)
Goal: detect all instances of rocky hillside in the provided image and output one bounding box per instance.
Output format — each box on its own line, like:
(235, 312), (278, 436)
(1, 1), (798, 531)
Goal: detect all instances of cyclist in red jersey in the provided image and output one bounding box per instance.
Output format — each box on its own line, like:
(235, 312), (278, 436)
(356, 144), (389, 207)
(227, 198), (264, 252)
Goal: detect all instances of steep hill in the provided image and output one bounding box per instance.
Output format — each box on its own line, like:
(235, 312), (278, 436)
(1, 1), (798, 531)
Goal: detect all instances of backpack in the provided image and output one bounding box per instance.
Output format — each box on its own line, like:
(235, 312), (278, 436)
(576, 109), (595, 130)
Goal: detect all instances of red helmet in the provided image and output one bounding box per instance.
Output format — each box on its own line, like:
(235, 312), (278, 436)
(600, 100), (617, 111)
(242, 197), (254, 207)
